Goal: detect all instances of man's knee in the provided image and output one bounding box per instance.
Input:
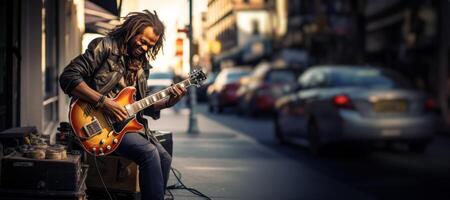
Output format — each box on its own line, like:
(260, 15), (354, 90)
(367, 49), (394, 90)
(161, 151), (172, 167)
(135, 143), (159, 166)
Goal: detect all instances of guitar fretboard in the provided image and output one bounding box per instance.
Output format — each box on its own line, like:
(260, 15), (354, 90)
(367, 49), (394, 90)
(127, 79), (192, 115)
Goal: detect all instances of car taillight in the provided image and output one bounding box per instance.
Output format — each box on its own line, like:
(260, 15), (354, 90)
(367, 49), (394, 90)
(333, 95), (354, 109)
(424, 98), (435, 111)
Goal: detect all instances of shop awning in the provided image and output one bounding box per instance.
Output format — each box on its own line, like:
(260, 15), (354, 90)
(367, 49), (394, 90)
(85, 0), (122, 35)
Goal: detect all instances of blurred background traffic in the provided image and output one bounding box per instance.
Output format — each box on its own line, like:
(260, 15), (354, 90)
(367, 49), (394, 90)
(0, 0), (447, 163)
(0, 0), (444, 153)
(1, 0), (450, 199)
(144, 0), (447, 154)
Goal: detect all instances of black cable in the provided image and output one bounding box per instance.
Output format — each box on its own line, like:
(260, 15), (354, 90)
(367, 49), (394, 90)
(93, 153), (113, 200)
(166, 187), (175, 200)
(167, 167), (212, 200)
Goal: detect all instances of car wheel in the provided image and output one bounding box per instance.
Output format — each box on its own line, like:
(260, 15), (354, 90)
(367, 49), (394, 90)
(245, 97), (257, 118)
(308, 120), (322, 155)
(236, 98), (245, 115)
(208, 103), (214, 113)
(209, 93), (219, 113)
(273, 113), (286, 144)
(207, 97), (214, 113)
(408, 142), (427, 153)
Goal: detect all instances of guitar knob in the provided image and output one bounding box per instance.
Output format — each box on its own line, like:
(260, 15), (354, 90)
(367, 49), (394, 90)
(99, 148), (103, 153)
(106, 145), (111, 150)
(100, 139), (106, 145)
(113, 139), (118, 144)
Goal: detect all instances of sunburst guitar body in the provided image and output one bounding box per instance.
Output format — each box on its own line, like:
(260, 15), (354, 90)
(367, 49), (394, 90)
(69, 69), (206, 156)
(70, 87), (144, 156)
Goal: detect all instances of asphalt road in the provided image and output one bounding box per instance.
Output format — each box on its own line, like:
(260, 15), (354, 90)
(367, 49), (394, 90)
(199, 105), (450, 200)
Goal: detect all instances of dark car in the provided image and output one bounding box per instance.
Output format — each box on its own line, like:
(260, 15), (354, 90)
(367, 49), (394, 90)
(236, 62), (303, 116)
(207, 67), (251, 113)
(274, 66), (436, 154)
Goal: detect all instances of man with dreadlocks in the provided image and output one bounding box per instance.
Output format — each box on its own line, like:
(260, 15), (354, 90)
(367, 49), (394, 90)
(60, 10), (182, 200)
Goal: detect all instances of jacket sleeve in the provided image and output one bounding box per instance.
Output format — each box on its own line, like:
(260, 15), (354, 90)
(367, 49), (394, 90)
(59, 37), (110, 96)
(142, 67), (161, 120)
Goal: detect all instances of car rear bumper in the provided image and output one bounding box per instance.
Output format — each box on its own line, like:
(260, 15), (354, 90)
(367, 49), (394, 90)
(336, 110), (435, 142)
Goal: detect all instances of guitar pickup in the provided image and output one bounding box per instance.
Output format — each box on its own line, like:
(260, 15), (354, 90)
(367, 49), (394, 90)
(83, 117), (102, 138)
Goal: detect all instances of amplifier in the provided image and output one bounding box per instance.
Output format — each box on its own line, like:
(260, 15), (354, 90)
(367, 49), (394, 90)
(153, 130), (173, 156)
(0, 153), (83, 191)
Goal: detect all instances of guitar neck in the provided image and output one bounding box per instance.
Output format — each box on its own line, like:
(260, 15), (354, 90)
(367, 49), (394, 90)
(127, 79), (192, 115)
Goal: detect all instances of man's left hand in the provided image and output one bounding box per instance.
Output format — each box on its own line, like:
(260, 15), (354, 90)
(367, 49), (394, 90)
(165, 84), (187, 108)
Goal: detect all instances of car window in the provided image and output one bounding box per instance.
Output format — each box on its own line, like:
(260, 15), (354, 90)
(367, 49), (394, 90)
(266, 70), (296, 84)
(226, 71), (250, 83)
(328, 68), (412, 89)
(214, 71), (227, 85)
(308, 71), (326, 88)
(204, 73), (217, 84)
(298, 69), (326, 89)
(298, 70), (314, 88)
(148, 72), (173, 80)
(252, 63), (270, 78)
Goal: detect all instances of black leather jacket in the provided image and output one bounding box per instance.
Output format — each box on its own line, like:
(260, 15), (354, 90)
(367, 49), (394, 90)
(59, 36), (160, 120)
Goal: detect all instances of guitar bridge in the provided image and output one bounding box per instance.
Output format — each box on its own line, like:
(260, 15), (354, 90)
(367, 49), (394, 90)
(83, 117), (102, 138)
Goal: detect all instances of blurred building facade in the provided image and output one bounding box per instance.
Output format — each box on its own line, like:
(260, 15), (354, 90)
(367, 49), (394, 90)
(363, 0), (449, 122)
(205, 0), (278, 70)
(0, 0), (124, 136)
(200, 0), (450, 123)
(279, 0), (365, 65)
(0, 0), (85, 134)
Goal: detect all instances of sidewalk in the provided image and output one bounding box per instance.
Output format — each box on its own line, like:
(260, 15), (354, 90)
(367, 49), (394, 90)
(147, 108), (373, 200)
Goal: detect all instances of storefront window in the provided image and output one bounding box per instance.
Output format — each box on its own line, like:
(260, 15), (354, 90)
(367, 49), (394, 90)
(43, 0), (59, 133)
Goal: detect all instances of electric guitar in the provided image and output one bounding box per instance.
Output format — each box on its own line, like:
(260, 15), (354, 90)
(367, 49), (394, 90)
(69, 69), (206, 156)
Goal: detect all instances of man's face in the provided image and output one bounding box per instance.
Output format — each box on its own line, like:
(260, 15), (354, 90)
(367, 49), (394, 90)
(129, 26), (160, 57)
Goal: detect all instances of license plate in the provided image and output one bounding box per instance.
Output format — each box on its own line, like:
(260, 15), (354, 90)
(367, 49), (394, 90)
(373, 100), (408, 113)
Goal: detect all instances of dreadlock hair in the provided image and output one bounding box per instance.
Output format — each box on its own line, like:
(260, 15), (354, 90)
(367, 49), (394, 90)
(108, 10), (165, 61)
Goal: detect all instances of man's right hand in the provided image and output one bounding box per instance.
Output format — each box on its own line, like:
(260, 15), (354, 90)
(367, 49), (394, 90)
(103, 98), (128, 121)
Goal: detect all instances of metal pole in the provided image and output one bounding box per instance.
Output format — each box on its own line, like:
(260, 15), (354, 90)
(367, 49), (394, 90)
(438, 0), (449, 126)
(187, 0), (199, 134)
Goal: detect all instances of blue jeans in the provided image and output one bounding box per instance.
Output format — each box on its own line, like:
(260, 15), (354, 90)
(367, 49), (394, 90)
(115, 133), (172, 200)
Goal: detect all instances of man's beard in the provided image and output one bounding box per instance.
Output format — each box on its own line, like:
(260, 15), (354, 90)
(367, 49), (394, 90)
(132, 47), (143, 57)
(127, 58), (142, 73)
(127, 41), (144, 58)
(127, 44), (144, 73)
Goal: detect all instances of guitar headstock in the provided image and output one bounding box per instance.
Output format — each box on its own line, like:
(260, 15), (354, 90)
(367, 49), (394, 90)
(189, 69), (207, 87)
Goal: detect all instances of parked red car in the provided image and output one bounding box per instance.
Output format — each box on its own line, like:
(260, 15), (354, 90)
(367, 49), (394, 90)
(237, 62), (304, 116)
(207, 67), (251, 113)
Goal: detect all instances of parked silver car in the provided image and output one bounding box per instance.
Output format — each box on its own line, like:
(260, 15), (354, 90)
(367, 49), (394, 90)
(274, 66), (436, 154)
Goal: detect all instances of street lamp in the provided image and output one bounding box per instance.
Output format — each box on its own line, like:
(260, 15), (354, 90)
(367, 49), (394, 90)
(187, 0), (199, 134)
